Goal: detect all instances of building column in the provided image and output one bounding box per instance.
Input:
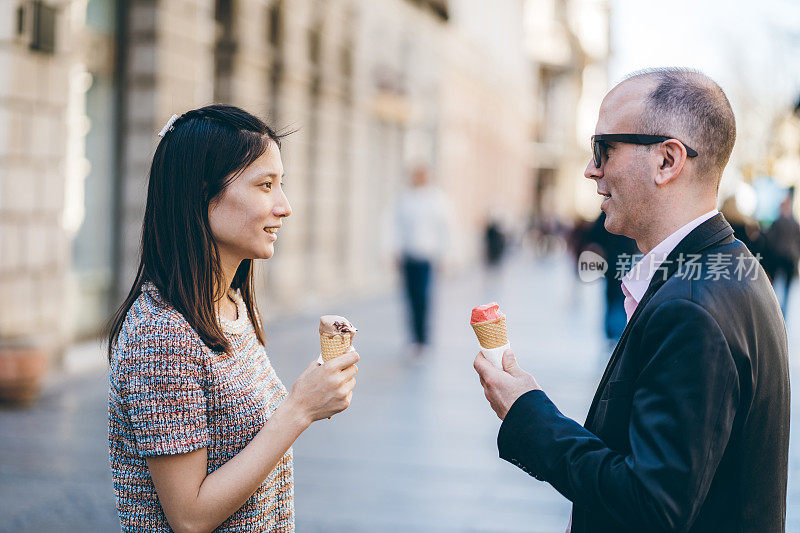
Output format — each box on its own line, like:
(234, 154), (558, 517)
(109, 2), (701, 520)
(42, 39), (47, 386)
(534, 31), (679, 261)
(115, 0), (215, 300)
(226, 0), (272, 111)
(257, 0), (315, 310)
(307, 0), (350, 297)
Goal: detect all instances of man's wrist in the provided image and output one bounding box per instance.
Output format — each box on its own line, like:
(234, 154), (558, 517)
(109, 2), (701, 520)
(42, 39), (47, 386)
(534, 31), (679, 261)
(505, 385), (540, 416)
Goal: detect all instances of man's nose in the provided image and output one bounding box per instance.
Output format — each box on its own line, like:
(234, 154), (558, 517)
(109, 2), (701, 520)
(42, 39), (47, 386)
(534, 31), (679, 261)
(584, 159), (602, 181)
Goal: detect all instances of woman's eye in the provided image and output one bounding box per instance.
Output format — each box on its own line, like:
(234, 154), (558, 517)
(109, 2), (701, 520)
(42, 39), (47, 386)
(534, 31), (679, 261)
(261, 182), (272, 190)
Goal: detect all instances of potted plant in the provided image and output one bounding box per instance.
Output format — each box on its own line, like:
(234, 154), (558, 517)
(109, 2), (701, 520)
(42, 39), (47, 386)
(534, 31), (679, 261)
(0, 336), (50, 406)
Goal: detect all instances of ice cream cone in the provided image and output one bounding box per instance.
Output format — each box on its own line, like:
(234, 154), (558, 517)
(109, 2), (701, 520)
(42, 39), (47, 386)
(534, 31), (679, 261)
(471, 316), (508, 349)
(319, 332), (354, 362)
(470, 303), (509, 370)
(317, 315), (357, 421)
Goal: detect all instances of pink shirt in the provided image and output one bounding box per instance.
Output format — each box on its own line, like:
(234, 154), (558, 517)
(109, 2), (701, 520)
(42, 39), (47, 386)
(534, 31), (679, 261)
(621, 210), (718, 322)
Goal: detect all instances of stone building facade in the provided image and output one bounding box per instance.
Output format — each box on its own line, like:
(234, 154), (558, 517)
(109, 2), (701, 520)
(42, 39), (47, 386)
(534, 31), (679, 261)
(1, 0), (539, 356)
(525, 0), (611, 223)
(0, 0), (78, 347)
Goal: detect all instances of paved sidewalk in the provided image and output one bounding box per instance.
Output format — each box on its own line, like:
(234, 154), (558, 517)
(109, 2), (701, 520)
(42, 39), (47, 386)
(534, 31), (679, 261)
(1, 252), (798, 532)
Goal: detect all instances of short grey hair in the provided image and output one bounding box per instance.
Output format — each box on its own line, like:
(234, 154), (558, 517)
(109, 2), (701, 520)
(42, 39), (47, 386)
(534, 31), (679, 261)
(625, 67), (736, 184)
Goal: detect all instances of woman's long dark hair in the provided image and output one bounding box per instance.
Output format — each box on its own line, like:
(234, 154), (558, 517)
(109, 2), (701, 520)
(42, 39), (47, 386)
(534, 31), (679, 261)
(107, 104), (286, 360)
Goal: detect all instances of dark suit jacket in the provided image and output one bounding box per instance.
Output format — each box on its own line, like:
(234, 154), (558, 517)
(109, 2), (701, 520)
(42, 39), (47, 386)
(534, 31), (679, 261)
(498, 214), (790, 532)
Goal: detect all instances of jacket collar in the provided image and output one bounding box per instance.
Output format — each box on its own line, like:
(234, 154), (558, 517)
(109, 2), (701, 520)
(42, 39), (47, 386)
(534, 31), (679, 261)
(636, 212), (734, 306)
(585, 213), (734, 428)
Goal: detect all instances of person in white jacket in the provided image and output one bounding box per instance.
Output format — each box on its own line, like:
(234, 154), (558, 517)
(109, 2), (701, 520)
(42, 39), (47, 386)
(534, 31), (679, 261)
(392, 165), (452, 357)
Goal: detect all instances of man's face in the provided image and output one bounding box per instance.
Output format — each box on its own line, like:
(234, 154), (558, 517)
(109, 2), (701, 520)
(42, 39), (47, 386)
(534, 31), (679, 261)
(584, 81), (657, 238)
(412, 167), (429, 188)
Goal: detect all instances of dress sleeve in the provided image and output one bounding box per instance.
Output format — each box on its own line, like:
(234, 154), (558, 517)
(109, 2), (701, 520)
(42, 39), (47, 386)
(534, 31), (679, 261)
(118, 320), (211, 456)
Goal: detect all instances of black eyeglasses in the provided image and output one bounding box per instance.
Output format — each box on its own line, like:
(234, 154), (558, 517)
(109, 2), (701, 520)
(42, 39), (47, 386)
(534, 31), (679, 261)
(591, 134), (699, 168)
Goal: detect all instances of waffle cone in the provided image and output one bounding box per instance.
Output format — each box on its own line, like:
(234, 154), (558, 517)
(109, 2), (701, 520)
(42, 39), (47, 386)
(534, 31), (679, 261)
(471, 316), (508, 349)
(319, 333), (354, 362)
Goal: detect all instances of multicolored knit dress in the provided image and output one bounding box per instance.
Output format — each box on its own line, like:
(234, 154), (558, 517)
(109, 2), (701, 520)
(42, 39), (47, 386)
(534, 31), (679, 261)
(108, 282), (294, 532)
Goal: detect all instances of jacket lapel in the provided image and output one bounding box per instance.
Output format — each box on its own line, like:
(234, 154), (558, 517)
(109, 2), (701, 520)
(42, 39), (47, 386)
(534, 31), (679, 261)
(584, 214), (735, 428)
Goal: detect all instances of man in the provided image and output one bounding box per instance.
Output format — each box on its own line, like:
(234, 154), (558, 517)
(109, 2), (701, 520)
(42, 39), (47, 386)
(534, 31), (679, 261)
(586, 211), (639, 343)
(474, 68), (790, 532)
(392, 165), (451, 357)
(765, 191), (800, 316)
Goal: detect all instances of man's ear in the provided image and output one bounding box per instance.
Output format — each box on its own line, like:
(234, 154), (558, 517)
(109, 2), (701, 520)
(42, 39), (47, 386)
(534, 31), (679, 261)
(654, 139), (687, 186)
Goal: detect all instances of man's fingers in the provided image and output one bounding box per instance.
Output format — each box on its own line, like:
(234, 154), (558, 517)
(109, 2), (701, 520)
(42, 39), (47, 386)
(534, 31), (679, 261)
(473, 352), (492, 376)
(502, 349), (520, 374)
(475, 352), (503, 386)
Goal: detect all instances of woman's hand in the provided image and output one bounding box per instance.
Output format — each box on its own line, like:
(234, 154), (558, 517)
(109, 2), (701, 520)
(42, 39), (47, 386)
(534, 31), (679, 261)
(147, 351), (354, 533)
(286, 348), (359, 423)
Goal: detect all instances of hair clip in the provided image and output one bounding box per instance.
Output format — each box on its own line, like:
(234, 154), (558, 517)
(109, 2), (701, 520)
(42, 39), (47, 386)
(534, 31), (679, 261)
(157, 114), (180, 138)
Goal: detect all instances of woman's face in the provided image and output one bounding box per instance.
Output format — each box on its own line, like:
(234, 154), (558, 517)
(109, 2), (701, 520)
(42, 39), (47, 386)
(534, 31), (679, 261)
(208, 140), (291, 261)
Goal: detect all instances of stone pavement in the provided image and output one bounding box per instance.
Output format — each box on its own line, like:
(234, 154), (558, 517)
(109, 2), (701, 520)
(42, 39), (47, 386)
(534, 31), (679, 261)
(1, 252), (799, 532)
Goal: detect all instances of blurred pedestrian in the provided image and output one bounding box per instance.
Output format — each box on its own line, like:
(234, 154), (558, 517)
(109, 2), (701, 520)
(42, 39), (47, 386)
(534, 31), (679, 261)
(764, 191), (800, 315)
(474, 68), (788, 533)
(106, 105), (359, 533)
(563, 216), (595, 307)
(531, 210), (566, 256)
(587, 211), (639, 343)
(393, 165), (451, 357)
(565, 216), (592, 266)
(484, 213), (507, 271)
(481, 212), (509, 299)
(720, 195), (763, 255)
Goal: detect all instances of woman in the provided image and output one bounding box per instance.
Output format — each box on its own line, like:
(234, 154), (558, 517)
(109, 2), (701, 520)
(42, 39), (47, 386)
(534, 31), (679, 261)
(107, 105), (358, 532)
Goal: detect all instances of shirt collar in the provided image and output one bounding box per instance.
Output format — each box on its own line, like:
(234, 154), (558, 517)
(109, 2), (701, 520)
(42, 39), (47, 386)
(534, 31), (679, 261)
(622, 209), (719, 302)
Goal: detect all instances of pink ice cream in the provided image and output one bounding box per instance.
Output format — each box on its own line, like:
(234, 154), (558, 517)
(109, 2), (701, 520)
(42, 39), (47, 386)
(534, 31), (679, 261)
(470, 302), (505, 325)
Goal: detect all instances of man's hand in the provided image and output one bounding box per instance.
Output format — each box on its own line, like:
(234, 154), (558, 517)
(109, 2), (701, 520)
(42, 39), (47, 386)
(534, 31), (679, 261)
(474, 349), (541, 420)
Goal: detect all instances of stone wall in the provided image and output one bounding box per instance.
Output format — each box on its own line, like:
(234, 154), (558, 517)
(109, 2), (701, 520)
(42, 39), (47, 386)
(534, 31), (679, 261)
(0, 0), (79, 350)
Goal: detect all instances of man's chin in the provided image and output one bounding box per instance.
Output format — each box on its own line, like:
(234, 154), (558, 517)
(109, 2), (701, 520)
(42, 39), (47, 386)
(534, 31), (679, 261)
(603, 214), (623, 236)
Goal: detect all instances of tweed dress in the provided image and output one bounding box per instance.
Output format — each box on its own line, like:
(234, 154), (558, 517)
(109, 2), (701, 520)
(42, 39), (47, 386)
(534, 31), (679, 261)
(108, 282), (294, 532)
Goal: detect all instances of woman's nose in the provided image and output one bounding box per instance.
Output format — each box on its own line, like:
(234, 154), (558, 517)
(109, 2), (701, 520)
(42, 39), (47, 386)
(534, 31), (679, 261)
(275, 192), (292, 217)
